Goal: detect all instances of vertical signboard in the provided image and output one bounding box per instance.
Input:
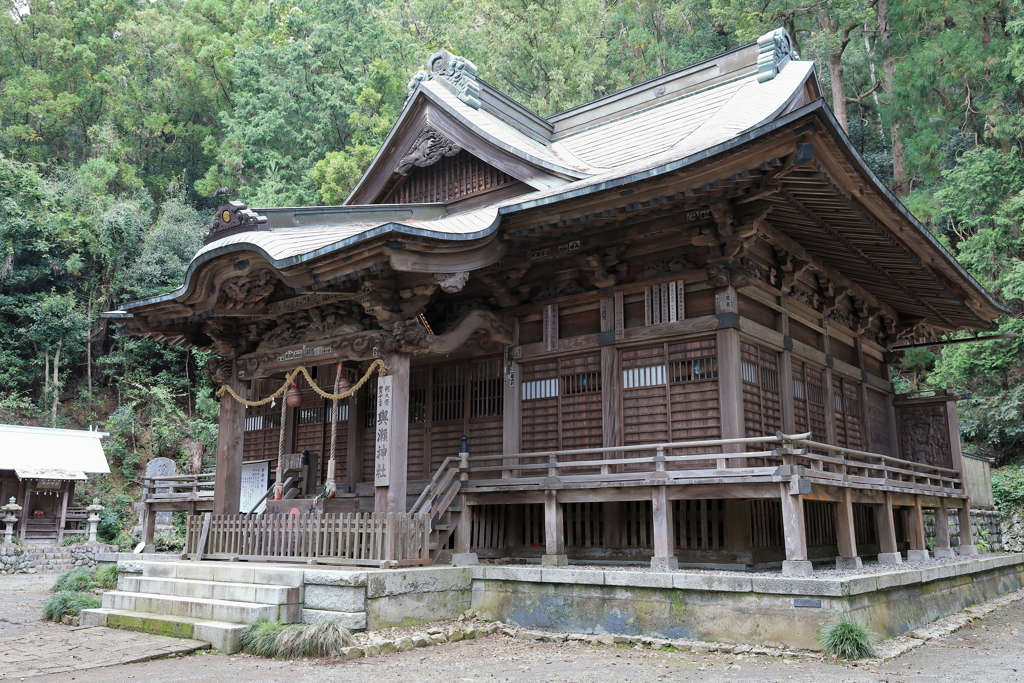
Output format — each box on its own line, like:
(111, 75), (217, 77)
(374, 374), (392, 487)
(239, 459), (270, 513)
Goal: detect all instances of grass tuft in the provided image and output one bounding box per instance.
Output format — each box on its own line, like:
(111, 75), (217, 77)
(240, 618), (353, 658)
(239, 618), (287, 657)
(95, 565), (119, 589)
(51, 567), (95, 593)
(42, 592), (101, 621)
(818, 618), (876, 659)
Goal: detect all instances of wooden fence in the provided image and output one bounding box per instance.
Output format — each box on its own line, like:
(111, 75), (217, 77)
(184, 512), (430, 567)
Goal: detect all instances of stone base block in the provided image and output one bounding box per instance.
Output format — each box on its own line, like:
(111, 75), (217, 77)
(959, 545), (979, 556)
(781, 560), (813, 577)
(79, 608), (113, 627)
(650, 556), (679, 571)
(906, 549), (930, 563)
(878, 552), (903, 565)
(301, 608), (367, 630)
(452, 553), (480, 566)
(541, 555), (568, 567)
(835, 556), (863, 570)
(193, 621), (246, 654)
(933, 547), (956, 559)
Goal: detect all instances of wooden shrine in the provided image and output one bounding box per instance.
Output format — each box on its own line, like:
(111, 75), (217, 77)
(105, 30), (1004, 574)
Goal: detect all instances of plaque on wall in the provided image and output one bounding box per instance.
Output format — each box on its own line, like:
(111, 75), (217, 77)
(374, 375), (392, 487)
(240, 459), (271, 513)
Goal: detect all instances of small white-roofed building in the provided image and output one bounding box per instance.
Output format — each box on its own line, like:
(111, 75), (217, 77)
(0, 424), (110, 544)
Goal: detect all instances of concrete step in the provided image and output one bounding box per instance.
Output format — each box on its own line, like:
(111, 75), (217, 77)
(121, 576), (299, 605)
(101, 590), (299, 623)
(80, 608), (243, 653)
(140, 561), (304, 587)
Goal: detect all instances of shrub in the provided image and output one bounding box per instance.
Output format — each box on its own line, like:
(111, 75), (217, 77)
(59, 535), (87, 546)
(51, 567), (95, 593)
(42, 592), (101, 621)
(239, 618), (353, 658)
(818, 619), (876, 659)
(96, 565), (119, 589)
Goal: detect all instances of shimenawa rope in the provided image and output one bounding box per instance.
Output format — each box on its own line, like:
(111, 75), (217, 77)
(215, 360), (388, 407)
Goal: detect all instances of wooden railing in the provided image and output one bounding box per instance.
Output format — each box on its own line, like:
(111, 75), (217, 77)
(184, 512), (430, 567)
(435, 432), (964, 497)
(141, 473), (216, 502)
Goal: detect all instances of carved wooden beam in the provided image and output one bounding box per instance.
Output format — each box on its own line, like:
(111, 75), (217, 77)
(386, 309), (513, 355)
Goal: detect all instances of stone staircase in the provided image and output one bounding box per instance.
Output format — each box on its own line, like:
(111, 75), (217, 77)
(81, 561), (303, 653)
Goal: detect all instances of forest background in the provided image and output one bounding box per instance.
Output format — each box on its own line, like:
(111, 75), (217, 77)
(3, 0), (1024, 547)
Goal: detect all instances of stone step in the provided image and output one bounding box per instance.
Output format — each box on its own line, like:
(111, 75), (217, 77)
(80, 608), (243, 653)
(141, 561), (304, 587)
(121, 576), (299, 605)
(102, 590), (299, 623)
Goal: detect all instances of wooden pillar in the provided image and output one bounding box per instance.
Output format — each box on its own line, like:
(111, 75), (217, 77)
(603, 501), (622, 549)
(957, 504), (977, 555)
(724, 499), (751, 566)
(502, 362), (521, 478)
(715, 285), (744, 468)
(141, 505), (156, 549)
(651, 486), (677, 569)
(542, 489), (566, 565)
(57, 488), (69, 544)
(876, 492), (902, 564)
(933, 502), (954, 558)
(20, 483), (30, 540)
(779, 482), (812, 575)
(600, 296), (622, 475)
(346, 388), (363, 490)
(375, 352), (410, 514)
(906, 495), (928, 561)
(213, 362), (246, 515)
(835, 488), (861, 568)
(779, 302), (796, 434)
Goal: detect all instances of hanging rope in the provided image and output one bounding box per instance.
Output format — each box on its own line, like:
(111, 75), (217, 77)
(321, 362), (342, 500)
(215, 359), (388, 407)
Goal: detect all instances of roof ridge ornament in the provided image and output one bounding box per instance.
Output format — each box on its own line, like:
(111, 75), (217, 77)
(205, 201), (269, 245)
(757, 28), (799, 83)
(407, 49), (481, 109)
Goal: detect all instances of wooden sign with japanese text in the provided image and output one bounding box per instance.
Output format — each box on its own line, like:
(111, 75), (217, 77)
(374, 375), (392, 487)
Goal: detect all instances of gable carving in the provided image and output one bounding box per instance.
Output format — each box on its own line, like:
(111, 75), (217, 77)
(384, 149), (517, 204)
(395, 126), (461, 175)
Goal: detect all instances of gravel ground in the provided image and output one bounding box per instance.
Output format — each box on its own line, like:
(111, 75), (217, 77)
(0, 568), (1018, 683)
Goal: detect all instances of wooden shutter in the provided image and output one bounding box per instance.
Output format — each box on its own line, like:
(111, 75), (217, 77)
(520, 354), (602, 462)
(243, 378), (283, 466)
(740, 341), (782, 439)
(622, 338), (721, 466)
(792, 360), (827, 442)
(833, 376), (864, 450)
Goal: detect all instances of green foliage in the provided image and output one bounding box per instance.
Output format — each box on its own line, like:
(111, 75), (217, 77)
(51, 567), (97, 593)
(59, 535), (87, 546)
(42, 592), (101, 621)
(993, 464), (1024, 510)
(239, 618), (354, 658)
(96, 565), (119, 590)
(817, 619), (876, 659)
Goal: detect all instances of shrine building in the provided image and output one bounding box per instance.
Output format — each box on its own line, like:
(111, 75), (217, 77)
(104, 29), (1002, 575)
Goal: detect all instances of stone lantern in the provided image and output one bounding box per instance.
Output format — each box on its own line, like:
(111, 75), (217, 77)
(2, 497), (22, 545)
(86, 498), (104, 544)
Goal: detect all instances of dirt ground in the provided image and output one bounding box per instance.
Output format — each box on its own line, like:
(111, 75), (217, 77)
(2, 573), (1022, 683)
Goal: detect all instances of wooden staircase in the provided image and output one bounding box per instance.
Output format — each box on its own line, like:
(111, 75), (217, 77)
(410, 437), (469, 564)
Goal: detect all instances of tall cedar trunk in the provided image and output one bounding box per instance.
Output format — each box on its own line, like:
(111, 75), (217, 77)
(43, 349), (49, 402)
(878, 0), (908, 196)
(86, 296), (93, 397)
(827, 51), (849, 132)
(819, 9), (849, 133)
(51, 340), (61, 428)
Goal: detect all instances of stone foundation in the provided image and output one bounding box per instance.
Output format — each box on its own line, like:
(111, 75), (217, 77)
(111, 553), (1024, 650)
(924, 508), (1003, 552)
(0, 544), (113, 575)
